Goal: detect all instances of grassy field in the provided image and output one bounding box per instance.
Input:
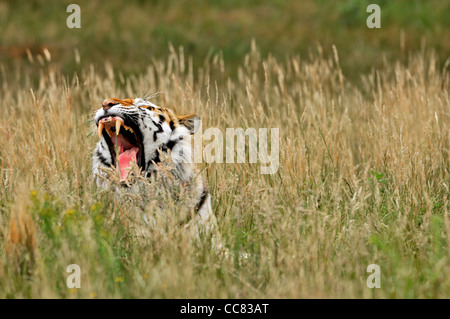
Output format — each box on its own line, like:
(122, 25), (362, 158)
(1, 0), (449, 80)
(0, 1), (449, 298)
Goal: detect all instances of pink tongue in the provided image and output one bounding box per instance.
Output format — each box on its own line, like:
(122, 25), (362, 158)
(117, 147), (139, 180)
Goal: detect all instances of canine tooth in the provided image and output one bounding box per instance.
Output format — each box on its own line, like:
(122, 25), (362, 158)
(98, 122), (104, 138)
(116, 119), (122, 135)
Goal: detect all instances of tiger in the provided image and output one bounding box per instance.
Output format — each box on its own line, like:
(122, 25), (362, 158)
(92, 97), (221, 250)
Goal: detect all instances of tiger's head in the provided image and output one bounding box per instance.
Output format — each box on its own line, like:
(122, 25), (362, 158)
(92, 97), (200, 186)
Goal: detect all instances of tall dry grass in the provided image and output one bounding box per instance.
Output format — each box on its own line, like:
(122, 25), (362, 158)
(0, 43), (449, 298)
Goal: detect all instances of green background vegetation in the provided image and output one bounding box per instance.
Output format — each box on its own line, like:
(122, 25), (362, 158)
(0, 0), (449, 80)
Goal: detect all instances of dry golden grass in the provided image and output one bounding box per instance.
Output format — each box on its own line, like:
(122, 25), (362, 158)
(0, 43), (449, 298)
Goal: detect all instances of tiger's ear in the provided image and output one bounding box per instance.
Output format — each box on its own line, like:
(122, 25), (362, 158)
(178, 114), (201, 134)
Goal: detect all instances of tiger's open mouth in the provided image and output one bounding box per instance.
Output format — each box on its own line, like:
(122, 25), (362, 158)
(97, 116), (144, 181)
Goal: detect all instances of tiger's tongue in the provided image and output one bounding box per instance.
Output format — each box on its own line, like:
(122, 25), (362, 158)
(118, 148), (139, 180)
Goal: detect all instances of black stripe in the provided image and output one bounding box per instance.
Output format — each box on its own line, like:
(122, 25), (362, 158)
(100, 139), (108, 150)
(195, 189), (209, 212)
(146, 150), (161, 168)
(152, 118), (164, 142)
(166, 139), (177, 150)
(145, 149), (161, 177)
(158, 114), (165, 124)
(95, 149), (111, 166)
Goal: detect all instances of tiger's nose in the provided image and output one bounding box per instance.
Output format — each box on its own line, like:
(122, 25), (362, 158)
(102, 99), (117, 110)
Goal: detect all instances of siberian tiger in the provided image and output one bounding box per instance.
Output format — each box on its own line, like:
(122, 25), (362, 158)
(92, 97), (220, 249)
